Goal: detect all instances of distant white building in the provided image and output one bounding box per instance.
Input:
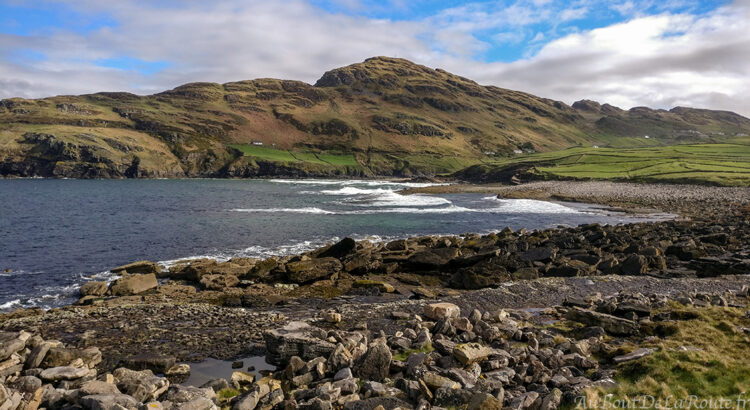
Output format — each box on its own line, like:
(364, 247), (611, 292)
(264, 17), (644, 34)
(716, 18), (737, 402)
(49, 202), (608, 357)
(484, 151), (496, 156)
(644, 135), (650, 139)
(592, 145), (599, 148)
(513, 149), (523, 154)
(252, 141), (263, 146)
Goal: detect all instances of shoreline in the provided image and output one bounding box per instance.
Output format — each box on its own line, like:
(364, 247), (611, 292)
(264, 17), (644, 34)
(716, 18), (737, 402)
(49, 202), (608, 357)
(401, 180), (750, 216)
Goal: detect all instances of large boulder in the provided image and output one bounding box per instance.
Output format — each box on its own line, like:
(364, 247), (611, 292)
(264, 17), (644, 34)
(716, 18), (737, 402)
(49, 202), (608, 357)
(264, 322), (337, 366)
(285, 258), (342, 284)
(407, 248), (460, 270)
(354, 341), (392, 382)
(111, 260), (161, 275)
(449, 257), (510, 289)
(318, 237), (357, 259)
(620, 255), (648, 275)
(109, 273), (158, 296)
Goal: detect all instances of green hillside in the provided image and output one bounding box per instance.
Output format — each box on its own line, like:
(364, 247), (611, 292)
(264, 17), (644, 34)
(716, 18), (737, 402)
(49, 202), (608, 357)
(1, 57), (749, 179)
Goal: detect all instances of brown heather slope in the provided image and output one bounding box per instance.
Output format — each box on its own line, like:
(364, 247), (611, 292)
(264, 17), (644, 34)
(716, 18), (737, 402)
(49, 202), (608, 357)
(1, 56), (749, 178)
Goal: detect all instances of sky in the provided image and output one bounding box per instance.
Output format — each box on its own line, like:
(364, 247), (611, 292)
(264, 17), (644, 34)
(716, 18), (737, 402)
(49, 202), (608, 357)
(1, 0), (749, 116)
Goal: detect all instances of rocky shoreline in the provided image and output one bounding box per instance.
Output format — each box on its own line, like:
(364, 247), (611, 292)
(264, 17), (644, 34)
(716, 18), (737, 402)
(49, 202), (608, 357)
(2, 285), (749, 409)
(2, 181), (750, 409)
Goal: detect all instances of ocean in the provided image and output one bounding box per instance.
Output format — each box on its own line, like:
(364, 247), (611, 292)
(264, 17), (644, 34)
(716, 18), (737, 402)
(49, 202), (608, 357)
(0, 178), (660, 311)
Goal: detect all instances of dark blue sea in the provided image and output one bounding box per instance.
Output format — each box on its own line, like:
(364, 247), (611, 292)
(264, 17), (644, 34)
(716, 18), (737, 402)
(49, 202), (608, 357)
(0, 178), (662, 310)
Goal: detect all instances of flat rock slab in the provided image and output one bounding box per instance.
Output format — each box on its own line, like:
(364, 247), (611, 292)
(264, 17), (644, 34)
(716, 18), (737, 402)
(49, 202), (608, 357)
(40, 366), (90, 381)
(111, 260), (161, 275)
(120, 353), (176, 374)
(614, 347), (655, 364)
(565, 307), (639, 336)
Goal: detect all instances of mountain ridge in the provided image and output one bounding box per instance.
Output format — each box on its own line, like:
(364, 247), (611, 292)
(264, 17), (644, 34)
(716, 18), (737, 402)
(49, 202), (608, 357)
(1, 56), (749, 178)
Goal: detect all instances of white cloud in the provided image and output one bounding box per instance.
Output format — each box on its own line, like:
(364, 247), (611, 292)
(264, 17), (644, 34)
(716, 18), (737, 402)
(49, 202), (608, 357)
(449, 1), (750, 116)
(0, 0), (748, 118)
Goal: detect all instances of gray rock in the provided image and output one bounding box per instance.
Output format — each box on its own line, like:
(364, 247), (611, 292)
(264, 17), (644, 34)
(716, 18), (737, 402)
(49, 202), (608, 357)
(354, 341), (392, 383)
(264, 322), (337, 366)
(25, 342), (51, 369)
(113, 367), (169, 402)
(80, 394), (138, 410)
(80, 380), (121, 396)
(40, 366), (90, 381)
(334, 367), (353, 381)
(328, 344), (353, 371)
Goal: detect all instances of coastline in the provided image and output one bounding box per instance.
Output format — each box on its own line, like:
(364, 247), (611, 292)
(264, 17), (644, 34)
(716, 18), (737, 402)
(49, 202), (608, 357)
(1, 180), (749, 409)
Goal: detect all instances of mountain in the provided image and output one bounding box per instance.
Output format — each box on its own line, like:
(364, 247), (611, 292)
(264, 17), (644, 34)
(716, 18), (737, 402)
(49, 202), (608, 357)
(1, 56), (749, 178)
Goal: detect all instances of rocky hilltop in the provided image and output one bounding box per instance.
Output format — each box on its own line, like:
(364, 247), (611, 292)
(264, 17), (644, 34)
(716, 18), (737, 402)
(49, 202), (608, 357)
(2, 57), (749, 178)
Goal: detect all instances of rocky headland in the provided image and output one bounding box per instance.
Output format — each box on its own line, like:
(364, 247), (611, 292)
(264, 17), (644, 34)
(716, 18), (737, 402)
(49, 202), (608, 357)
(1, 181), (749, 409)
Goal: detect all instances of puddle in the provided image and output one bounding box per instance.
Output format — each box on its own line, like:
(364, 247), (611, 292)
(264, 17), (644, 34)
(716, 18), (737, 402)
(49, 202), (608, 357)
(184, 356), (275, 387)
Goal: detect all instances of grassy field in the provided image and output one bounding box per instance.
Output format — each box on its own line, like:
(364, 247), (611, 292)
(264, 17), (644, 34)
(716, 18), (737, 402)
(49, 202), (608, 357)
(581, 304), (750, 409)
(230, 144), (361, 166)
(480, 142), (750, 186)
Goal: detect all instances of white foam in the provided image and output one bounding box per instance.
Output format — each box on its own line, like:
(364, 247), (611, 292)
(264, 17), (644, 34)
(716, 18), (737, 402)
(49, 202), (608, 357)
(231, 207), (335, 214)
(270, 179), (446, 188)
(353, 205), (474, 214)
(484, 197), (584, 214)
(0, 299), (21, 310)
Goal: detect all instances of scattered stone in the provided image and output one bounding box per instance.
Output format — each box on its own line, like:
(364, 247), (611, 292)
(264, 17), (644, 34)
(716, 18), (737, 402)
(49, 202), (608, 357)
(613, 348), (655, 364)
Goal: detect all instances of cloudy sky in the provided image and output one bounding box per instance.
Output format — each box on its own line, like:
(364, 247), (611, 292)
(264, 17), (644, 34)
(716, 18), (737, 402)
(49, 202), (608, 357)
(1, 0), (748, 116)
